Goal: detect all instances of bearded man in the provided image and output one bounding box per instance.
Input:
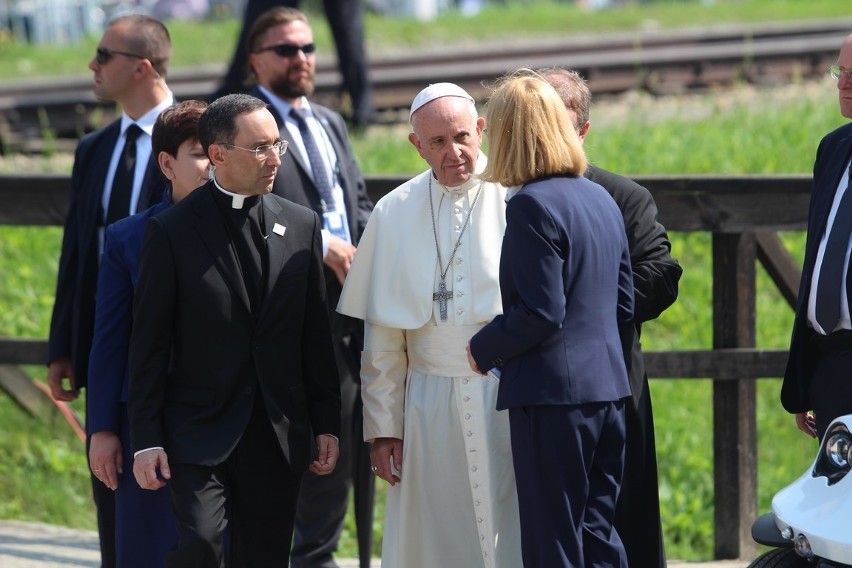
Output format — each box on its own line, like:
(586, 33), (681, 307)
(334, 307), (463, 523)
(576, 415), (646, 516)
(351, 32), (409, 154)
(245, 8), (375, 568)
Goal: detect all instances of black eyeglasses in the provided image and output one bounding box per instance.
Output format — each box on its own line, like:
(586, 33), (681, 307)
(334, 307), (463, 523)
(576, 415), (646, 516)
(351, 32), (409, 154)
(95, 47), (146, 65)
(255, 43), (316, 58)
(221, 140), (289, 161)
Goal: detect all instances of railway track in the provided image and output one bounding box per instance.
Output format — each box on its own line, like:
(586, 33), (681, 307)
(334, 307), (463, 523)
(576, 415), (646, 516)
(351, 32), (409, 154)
(1, 18), (849, 152)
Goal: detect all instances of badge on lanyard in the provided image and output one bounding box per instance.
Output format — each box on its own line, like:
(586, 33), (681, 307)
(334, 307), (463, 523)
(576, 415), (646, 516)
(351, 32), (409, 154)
(324, 209), (349, 242)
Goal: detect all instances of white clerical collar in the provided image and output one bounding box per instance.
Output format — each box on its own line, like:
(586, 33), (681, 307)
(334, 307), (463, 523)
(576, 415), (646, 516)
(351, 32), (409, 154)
(213, 176), (251, 209)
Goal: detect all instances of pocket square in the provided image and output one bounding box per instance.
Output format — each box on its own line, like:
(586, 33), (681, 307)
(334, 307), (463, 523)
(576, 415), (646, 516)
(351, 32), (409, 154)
(272, 223), (286, 236)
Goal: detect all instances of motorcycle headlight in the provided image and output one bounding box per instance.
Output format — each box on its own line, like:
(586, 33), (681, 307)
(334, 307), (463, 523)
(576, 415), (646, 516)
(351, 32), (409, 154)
(814, 424), (852, 484)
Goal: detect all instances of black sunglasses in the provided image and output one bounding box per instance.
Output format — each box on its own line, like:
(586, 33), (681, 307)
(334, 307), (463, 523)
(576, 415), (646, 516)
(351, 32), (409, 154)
(255, 43), (316, 58)
(95, 47), (146, 65)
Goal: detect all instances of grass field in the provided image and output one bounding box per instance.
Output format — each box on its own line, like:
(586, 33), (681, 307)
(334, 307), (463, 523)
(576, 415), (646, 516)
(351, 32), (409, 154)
(2, 0), (851, 561)
(3, 78), (846, 560)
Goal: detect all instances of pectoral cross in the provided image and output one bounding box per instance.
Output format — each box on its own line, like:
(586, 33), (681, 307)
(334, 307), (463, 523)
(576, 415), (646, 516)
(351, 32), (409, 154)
(433, 279), (453, 321)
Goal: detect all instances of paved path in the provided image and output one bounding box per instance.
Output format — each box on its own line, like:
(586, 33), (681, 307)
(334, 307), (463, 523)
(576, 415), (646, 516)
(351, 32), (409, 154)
(0, 520), (750, 567)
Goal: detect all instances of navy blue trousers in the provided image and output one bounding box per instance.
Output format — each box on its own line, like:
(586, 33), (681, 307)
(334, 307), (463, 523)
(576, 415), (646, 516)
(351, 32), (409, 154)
(116, 405), (178, 567)
(509, 401), (628, 568)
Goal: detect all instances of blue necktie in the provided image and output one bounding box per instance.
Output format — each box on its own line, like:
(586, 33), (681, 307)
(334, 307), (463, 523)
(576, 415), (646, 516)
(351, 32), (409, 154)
(816, 161), (852, 333)
(290, 108), (335, 211)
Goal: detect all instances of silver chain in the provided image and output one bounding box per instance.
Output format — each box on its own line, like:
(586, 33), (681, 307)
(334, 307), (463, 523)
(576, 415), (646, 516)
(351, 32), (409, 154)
(428, 175), (484, 282)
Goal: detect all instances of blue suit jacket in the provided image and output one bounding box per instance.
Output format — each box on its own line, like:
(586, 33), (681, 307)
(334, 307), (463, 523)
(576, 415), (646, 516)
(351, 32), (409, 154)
(470, 174), (634, 410)
(87, 198), (170, 434)
(782, 121), (852, 413)
(49, 119), (167, 389)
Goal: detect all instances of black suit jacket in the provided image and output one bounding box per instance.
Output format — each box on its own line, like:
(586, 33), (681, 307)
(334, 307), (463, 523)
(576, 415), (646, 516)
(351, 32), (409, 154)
(252, 89), (373, 346)
(585, 165), (682, 398)
(49, 118), (166, 388)
(782, 122), (852, 413)
(128, 183), (341, 470)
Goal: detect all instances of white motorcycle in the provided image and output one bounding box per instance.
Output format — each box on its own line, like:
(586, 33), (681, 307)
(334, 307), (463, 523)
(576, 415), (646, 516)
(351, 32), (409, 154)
(749, 414), (852, 567)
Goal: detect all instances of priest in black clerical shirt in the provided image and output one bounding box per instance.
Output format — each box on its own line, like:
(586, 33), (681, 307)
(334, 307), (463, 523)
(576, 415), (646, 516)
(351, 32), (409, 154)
(128, 94), (341, 567)
(210, 188), (269, 313)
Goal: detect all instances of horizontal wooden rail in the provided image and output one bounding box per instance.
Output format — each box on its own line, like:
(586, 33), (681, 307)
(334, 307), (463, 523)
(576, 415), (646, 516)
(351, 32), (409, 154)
(0, 171), (813, 560)
(0, 336), (789, 380)
(0, 173), (813, 232)
(0, 338), (47, 366)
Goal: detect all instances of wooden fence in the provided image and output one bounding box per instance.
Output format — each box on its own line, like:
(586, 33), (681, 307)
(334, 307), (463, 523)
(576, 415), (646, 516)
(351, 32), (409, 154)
(0, 173), (812, 560)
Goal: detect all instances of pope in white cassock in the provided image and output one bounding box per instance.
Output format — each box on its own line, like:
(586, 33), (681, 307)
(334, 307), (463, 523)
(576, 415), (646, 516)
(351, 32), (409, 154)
(337, 83), (522, 567)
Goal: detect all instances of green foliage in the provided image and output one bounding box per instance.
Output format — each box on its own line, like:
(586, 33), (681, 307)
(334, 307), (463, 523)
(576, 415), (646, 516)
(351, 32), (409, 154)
(349, 125), (425, 175)
(0, 393), (92, 529)
(1, 78), (846, 561)
(2, 1), (852, 560)
(581, 83), (835, 559)
(0, 227), (61, 338)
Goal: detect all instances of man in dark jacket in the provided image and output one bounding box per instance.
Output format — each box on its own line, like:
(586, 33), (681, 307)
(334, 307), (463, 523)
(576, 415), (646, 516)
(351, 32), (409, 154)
(542, 66), (683, 568)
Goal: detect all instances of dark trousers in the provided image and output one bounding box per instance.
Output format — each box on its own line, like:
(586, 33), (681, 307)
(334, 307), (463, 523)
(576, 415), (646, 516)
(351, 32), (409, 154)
(87, 395), (117, 568)
(613, 376), (666, 568)
(509, 401), (627, 568)
(808, 330), (852, 440)
(291, 333), (374, 568)
(166, 397), (302, 568)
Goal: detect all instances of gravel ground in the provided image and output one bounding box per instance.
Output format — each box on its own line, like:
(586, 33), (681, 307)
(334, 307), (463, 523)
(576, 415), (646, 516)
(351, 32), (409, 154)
(0, 520), (752, 568)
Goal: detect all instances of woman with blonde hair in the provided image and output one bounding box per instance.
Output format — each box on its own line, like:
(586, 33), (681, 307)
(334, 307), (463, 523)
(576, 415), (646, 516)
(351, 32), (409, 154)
(468, 71), (634, 567)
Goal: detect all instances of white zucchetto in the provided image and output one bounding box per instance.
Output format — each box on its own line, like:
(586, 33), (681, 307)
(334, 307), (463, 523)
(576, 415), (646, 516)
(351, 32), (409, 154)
(409, 83), (475, 122)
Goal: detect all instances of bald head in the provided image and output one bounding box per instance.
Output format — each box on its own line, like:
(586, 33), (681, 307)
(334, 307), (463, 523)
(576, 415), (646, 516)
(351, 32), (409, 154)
(538, 68), (591, 136)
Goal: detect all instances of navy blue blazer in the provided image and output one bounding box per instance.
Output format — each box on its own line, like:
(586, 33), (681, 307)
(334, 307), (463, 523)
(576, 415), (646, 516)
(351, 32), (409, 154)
(49, 119), (167, 389)
(87, 197), (170, 434)
(782, 121), (852, 413)
(470, 174), (634, 410)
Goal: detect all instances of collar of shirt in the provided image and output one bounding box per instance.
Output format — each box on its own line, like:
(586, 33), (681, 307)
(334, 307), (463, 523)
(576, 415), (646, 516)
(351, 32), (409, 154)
(213, 175), (261, 210)
(257, 86), (349, 256)
(258, 86), (330, 166)
(258, 85), (309, 125)
(505, 185), (523, 201)
(259, 85), (342, 200)
(119, 91), (176, 137)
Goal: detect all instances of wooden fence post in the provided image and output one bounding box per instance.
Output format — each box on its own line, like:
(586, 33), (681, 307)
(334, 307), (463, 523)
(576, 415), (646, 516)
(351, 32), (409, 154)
(712, 232), (758, 560)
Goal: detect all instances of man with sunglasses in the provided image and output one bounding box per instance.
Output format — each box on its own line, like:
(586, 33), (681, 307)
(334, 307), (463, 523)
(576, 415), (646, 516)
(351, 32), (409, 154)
(129, 94), (341, 567)
(244, 8), (375, 568)
(46, 14), (173, 568)
(783, 33), (852, 441)
(212, 0), (373, 130)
